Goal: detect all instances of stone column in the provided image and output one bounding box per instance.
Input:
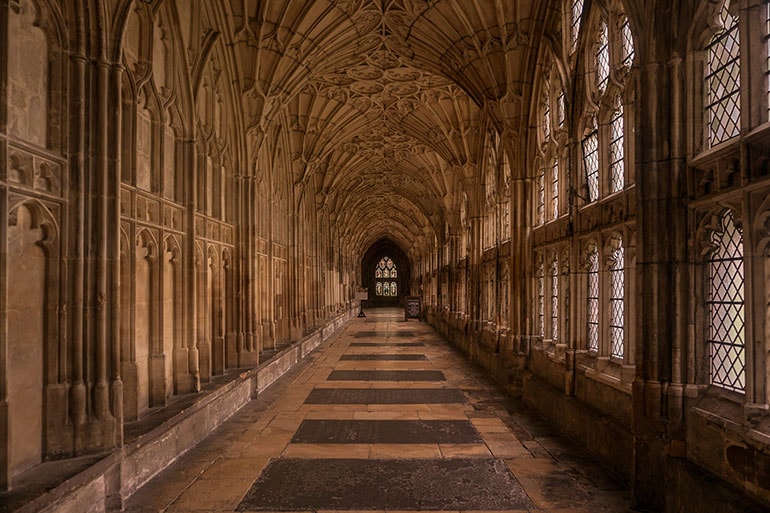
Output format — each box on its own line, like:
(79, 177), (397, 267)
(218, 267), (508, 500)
(107, 62), (124, 443)
(632, 54), (688, 511)
(68, 51), (88, 433)
(181, 138), (201, 391)
(93, 59), (112, 420)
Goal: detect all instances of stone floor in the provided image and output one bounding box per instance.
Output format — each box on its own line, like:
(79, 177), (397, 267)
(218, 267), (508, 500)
(123, 308), (638, 513)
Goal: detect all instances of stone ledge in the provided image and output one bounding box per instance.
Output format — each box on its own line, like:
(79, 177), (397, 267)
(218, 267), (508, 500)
(3, 310), (354, 513)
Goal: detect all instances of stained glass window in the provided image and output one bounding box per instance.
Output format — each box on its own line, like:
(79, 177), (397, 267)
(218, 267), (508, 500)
(706, 2), (740, 146)
(551, 259), (559, 342)
(571, 0), (585, 53)
(583, 128), (599, 202)
(537, 262), (545, 336)
(557, 91), (565, 128)
(596, 20), (610, 94)
(621, 15), (635, 68)
(551, 159), (559, 219)
(609, 102), (625, 193)
(375, 257), (398, 296)
(609, 241), (625, 359)
(587, 246), (599, 352)
(707, 210), (745, 393)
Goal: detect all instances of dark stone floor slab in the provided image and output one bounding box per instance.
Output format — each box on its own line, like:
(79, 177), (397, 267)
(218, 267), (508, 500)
(354, 330), (415, 338)
(340, 354), (427, 361)
(327, 370), (445, 381)
(237, 458), (533, 511)
(349, 342), (424, 347)
(304, 388), (465, 404)
(291, 419), (483, 444)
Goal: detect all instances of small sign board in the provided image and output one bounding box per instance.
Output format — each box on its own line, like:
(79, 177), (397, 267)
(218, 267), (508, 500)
(405, 296), (421, 320)
(356, 288), (368, 301)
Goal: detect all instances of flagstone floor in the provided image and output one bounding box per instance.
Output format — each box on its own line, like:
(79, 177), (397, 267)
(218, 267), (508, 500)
(124, 308), (637, 513)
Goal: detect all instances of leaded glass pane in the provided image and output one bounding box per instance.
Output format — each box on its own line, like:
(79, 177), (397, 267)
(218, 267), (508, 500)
(376, 282), (382, 295)
(706, 3), (740, 146)
(543, 90), (551, 140)
(571, 0), (584, 53)
(537, 263), (545, 337)
(551, 159), (559, 219)
(583, 131), (599, 202)
(537, 168), (545, 224)
(391, 282), (397, 296)
(392, 269), (397, 278)
(557, 91), (565, 128)
(376, 269), (382, 278)
(383, 282), (390, 296)
(587, 248), (599, 352)
(609, 105), (625, 193)
(708, 210), (745, 393)
(609, 243), (624, 359)
(621, 16), (635, 68)
(596, 21), (610, 93)
(551, 260), (559, 341)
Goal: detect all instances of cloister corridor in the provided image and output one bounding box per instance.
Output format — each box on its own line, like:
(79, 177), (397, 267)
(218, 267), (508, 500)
(123, 308), (635, 513)
(4, 1), (770, 512)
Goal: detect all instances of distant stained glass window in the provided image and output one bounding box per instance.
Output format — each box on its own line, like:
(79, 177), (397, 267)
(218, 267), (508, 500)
(375, 257), (398, 296)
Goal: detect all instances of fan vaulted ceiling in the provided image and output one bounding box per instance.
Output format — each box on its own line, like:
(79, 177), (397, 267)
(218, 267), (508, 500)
(231, 0), (541, 255)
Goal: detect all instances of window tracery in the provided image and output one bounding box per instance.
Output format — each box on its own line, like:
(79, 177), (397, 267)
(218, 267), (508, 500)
(580, 5), (634, 204)
(537, 63), (566, 224)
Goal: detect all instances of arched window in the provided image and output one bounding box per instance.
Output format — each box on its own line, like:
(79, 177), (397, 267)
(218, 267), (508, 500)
(550, 257), (559, 342)
(705, 1), (740, 147)
(596, 20), (610, 93)
(580, 7), (635, 204)
(707, 210), (744, 392)
(537, 165), (546, 224)
(609, 101), (625, 193)
(551, 159), (560, 219)
(571, 0), (585, 53)
(609, 239), (625, 359)
(587, 245), (599, 352)
(537, 260), (545, 337)
(537, 62), (566, 224)
(583, 116), (600, 202)
(375, 257), (398, 297)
